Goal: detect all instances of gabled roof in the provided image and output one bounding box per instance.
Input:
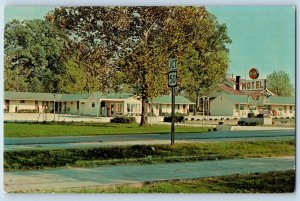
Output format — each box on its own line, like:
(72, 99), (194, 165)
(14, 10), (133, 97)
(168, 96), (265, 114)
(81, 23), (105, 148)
(221, 94), (263, 104)
(222, 77), (236, 84)
(215, 94), (295, 105)
(268, 96), (295, 105)
(59, 93), (90, 101)
(217, 84), (246, 95)
(4, 91), (56, 101)
(91, 92), (134, 100)
(151, 95), (195, 104)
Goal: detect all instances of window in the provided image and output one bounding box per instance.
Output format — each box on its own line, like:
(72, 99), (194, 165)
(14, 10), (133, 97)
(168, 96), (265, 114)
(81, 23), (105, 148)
(177, 105), (180, 110)
(92, 102), (95, 107)
(127, 104), (130, 112)
(137, 104), (140, 113)
(240, 104), (245, 110)
(19, 100), (25, 103)
(290, 106), (293, 111)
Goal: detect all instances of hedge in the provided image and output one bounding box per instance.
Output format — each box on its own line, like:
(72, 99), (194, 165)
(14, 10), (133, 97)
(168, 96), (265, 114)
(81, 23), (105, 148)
(110, 116), (136, 123)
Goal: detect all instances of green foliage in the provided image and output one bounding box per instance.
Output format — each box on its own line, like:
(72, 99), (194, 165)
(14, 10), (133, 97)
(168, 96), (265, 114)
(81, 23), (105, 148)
(48, 7), (231, 125)
(4, 19), (64, 92)
(110, 116), (137, 123)
(267, 70), (294, 96)
(163, 113), (186, 123)
(4, 140), (295, 171)
(59, 170), (294, 193)
(17, 109), (38, 113)
(4, 122), (207, 137)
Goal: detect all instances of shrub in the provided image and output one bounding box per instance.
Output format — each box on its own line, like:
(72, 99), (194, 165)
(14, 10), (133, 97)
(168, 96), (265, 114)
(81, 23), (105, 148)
(257, 114), (264, 118)
(164, 113), (185, 123)
(248, 113), (255, 118)
(17, 109), (38, 113)
(110, 116), (136, 123)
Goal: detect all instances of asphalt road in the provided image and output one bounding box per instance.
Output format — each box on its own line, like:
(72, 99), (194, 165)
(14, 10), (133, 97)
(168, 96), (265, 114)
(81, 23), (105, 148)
(4, 157), (295, 192)
(4, 129), (295, 151)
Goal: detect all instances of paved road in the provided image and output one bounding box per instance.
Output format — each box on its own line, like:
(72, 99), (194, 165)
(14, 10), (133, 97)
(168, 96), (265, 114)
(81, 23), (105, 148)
(5, 129), (295, 151)
(4, 157), (295, 192)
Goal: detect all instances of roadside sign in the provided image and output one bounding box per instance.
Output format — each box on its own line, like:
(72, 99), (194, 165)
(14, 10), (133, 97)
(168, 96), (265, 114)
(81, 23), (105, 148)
(168, 59), (177, 72)
(168, 71), (177, 87)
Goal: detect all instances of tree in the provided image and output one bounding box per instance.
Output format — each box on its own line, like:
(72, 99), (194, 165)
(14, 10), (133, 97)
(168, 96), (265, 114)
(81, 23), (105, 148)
(267, 70), (294, 96)
(48, 6), (231, 125)
(162, 7), (231, 112)
(4, 19), (64, 92)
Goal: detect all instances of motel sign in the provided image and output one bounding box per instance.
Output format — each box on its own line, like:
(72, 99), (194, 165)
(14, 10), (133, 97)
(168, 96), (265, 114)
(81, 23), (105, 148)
(241, 79), (266, 91)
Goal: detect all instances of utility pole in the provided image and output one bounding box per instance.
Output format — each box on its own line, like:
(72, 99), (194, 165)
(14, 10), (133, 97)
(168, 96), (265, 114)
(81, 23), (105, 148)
(168, 58), (177, 145)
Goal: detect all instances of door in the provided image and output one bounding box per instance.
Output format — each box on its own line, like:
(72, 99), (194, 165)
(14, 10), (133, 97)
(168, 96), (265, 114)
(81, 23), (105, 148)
(5, 100), (9, 112)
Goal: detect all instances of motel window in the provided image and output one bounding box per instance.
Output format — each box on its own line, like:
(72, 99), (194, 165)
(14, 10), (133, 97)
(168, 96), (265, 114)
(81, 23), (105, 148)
(278, 107), (283, 111)
(137, 104), (140, 113)
(19, 100), (25, 103)
(284, 106), (287, 111)
(177, 105), (180, 110)
(127, 104), (130, 112)
(235, 104), (239, 109)
(240, 105), (245, 110)
(156, 104), (158, 110)
(92, 102), (95, 107)
(290, 106), (293, 111)
(183, 105), (186, 110)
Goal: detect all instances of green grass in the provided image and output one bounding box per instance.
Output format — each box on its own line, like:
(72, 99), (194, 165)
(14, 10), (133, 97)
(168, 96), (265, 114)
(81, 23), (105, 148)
(5, 139), (295, 171)
(31, 170), (295, 193)
(4, 122), (208, 137)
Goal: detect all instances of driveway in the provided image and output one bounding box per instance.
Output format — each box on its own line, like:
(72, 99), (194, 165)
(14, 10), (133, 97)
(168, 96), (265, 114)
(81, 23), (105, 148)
(4, 157), (295, 192)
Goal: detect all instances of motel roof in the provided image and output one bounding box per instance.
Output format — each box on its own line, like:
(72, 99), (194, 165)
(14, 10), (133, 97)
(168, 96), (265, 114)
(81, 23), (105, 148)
(219, 94), (295, 105)
(4, 91), (194, 104)
(151, 95), (195, 105)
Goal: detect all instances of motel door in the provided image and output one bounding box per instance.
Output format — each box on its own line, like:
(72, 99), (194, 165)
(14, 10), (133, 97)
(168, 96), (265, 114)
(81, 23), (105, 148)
(5, 100), (9, 112)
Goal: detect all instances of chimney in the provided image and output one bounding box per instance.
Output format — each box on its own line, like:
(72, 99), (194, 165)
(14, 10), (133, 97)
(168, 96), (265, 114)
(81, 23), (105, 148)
(236, 76), (241, 91)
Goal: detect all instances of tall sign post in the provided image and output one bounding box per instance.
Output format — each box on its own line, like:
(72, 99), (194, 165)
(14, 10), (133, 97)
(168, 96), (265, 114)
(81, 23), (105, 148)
(168, 58), (177, 145)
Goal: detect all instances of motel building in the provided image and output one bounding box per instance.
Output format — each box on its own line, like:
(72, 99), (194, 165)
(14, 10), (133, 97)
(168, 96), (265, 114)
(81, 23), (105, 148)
(3, 91), (195, 117)
(203, 69), (295, 118)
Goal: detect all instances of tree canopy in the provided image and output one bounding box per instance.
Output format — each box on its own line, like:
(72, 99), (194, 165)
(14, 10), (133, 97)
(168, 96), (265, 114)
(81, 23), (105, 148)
(267, 70), (294, 96)
(47, 6), (231, 125)
(4, 6), (231, 126)
(4, 19), (64, 92)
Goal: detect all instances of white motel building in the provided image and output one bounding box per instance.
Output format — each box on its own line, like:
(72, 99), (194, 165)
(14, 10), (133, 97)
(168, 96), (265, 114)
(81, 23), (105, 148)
(3, 70), (295, 118)
(3, 91), (195, 117)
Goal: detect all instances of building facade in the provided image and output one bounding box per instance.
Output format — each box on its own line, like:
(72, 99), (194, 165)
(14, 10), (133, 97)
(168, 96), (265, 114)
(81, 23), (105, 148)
(4, 92), (195, 117)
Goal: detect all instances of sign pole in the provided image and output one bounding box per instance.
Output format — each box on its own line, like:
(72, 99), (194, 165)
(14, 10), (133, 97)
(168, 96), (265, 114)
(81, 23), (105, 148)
(168, 58), (177, 146)
(171, 86), (175, 145)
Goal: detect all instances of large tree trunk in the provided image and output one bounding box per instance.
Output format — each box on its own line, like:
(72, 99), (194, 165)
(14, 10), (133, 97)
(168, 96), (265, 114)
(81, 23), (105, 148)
(140, 96), (148, 126)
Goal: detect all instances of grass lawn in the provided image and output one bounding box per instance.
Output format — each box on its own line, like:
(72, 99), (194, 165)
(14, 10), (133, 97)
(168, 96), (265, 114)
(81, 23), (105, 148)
(36, 170), (295, 193)
(5, 139), (295, 171)
(4, 122), (208, 137)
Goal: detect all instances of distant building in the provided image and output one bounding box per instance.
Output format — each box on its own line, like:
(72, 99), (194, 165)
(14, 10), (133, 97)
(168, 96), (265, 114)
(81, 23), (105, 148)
(210, 94), (295, 117)
(204, 76), (295, 117)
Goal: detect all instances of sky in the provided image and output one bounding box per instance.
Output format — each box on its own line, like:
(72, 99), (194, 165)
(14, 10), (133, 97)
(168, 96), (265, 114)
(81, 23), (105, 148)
(4, 5), (296, 85)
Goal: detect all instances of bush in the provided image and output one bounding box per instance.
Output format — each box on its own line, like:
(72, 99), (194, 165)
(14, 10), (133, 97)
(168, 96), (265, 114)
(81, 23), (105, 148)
(248, 113), (255, 118)
(164, 113), (185, 123)
(257, 114), (264, 118)
(17, 109), (38, 113)
(110, 116), (136, 123)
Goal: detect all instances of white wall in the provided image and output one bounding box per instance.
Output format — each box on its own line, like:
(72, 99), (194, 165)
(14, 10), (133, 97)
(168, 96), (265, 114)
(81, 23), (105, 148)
(210, 96), (235, 116)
